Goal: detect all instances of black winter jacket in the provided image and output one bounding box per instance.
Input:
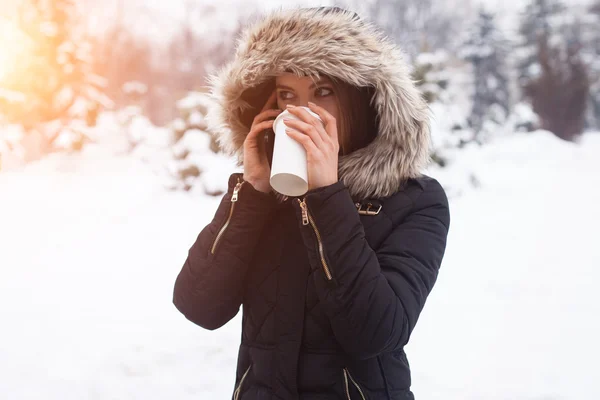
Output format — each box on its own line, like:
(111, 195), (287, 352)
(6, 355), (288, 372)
(174, 171), (449, 399)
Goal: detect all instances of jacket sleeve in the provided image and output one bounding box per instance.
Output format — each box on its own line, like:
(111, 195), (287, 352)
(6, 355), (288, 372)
(296, 178), (450, 359)
(173, 172), (277, 330)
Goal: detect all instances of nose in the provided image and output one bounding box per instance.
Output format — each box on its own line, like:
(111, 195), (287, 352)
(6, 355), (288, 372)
(278, 99), (310, 110)
(291, 94), (310, 108)
(291, 101), (309, 108)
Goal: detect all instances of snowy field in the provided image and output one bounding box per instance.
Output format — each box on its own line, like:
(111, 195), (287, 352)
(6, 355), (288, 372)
(1, 128), (599, 399)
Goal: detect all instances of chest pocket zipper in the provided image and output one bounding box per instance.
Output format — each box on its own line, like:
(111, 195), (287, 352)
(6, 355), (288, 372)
(297, 198), (333, 281)
(343, 368), (366, 400)
(233, 364), (252, 400)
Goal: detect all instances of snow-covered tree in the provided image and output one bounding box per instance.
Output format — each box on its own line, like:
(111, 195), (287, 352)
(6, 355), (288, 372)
(412, 51), (451, 105)
(583, 0), (600, 129)
(516, 0), (566, 86)
(335, 0), (463, 60)
(171, 92), (219, 154)
(0, 0), (111, 152)
(517, 0), (590, 140)
(115, 81), (150, 152)
(459, 8), (511, 140)
(411, 51), (475, 168)
(164, 91), (225, 193)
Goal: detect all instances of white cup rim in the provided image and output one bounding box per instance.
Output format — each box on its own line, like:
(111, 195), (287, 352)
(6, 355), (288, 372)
(273, 107), (323, 134)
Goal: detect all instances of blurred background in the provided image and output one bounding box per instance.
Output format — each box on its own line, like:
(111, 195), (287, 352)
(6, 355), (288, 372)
(0, 0), (598, 399)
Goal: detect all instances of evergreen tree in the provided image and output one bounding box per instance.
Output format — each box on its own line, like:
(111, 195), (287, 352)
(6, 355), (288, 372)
(411, 51), (450, 105)
(165, 91), (221, 192)
(0, 0), (110, 148)
(517, 0), (590, 140)
(517, 0), (566, 86)
(460, 8), (511, 139)
(334, 0), (462, 60)
(584, 0), (600, 129)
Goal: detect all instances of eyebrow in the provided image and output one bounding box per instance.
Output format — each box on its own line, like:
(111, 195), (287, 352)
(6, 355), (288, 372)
(276, 79), (332, 91)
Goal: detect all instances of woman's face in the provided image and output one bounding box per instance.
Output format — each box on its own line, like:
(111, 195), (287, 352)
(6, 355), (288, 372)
(275, 73), (340, 123)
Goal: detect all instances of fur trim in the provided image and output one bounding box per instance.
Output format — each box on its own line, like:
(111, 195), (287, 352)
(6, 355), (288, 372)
(206, 7), (431, 201)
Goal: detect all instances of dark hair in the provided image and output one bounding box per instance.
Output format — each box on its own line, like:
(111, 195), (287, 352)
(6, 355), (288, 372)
(329, 78), (378, 155)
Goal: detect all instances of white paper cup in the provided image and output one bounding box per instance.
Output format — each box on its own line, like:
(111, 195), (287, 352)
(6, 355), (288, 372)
(270, 107), (323, 197)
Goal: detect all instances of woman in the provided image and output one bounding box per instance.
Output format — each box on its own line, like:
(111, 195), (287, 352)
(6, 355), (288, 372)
(173, 6), (450, 400)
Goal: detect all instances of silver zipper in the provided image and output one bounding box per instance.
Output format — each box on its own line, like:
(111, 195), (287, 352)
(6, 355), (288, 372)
(297, 198), (333, 280)
(343, 368), (366, 400)
(343, 368), (351, 399)
(233, 364), (251, 400)
(211, 178), (245, 255)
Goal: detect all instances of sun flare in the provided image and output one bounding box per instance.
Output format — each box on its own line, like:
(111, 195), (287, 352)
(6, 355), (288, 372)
(0, 18), (28, 84)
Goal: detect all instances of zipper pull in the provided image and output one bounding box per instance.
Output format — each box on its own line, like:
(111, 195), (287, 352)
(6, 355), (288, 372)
(231, 180), (244, 202)
(297, 198), (309, 226)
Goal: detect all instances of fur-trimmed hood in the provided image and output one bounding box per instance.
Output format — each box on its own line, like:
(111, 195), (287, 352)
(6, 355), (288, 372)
(206, 6), (431, 201)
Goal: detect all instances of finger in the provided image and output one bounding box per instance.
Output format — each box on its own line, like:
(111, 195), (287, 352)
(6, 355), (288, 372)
(307, 102), (338, 143)
(282, 119), (325, 149)
(253, 109), (282, 125)
(286, 106), (329, 144)
(257, 129), (267, 159)
(261, 90), (278, 113)
(246, 120), (275, 143)
(285, 127), (319, 155)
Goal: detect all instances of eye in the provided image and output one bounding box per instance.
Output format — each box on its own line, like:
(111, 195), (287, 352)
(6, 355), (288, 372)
(277, 90), (294, 100)
(315, 87), (333, 97)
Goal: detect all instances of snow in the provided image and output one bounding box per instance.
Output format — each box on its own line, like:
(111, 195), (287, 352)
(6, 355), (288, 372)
(0, 124), (25, 145)
(416, 51), (449, 67)
(417, 133), (600, 400)
(53, 126), (81, 150)
(172, 118), (187, 133)
(1, 122), (599, 399)
(188, 111), (206, 128)
(0, 88), (26, 104)
(122, 81), (148, 95)
(173, 129), (211, 155)
(176, 92), (212, 114)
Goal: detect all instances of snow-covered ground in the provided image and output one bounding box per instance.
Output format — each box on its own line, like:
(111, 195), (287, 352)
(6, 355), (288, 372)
(0, 129), (599, 399)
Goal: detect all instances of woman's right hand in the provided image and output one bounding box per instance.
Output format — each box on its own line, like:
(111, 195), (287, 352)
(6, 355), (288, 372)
(243, 90), (281, 193)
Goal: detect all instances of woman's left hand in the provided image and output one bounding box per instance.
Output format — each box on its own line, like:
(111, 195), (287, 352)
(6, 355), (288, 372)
(283, 102), (339, 191)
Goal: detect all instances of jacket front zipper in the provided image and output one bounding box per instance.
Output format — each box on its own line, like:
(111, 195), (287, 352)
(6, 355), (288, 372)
(343, 368), (366, 400)
(211, 178), (245, 255)
(233, 364), (252, 400)
(297, 198), (333, 281)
